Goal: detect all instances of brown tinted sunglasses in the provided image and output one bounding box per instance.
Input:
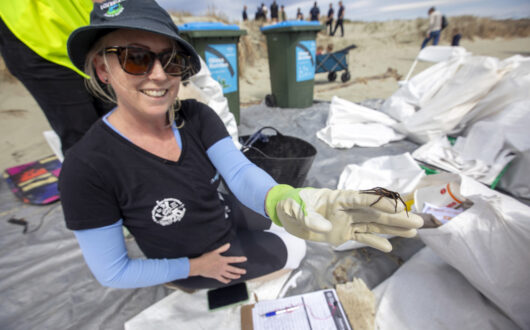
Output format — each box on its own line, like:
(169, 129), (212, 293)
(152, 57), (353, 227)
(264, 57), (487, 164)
(103, 46), (190, 76)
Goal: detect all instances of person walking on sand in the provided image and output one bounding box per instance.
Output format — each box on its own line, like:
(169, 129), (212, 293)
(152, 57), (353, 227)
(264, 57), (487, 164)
(242, 5), (248, 21)
(332, 1), (345, 37)
(280, 5), (287, 21)
(310, 2), (320, 22)
(262, 3), (268, 21)
(451, 30), (462, 46)
(421, 7), (443, 48)
(296, 8), (304, 20)
(270, 1), (279, 23)
(326, 3), (334, 35)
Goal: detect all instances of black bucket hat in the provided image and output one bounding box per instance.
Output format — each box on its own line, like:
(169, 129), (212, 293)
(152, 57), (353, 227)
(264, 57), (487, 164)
(67, 0), (201, 76)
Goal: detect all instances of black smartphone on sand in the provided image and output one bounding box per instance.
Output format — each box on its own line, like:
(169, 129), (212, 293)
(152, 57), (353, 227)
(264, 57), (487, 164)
(207, 282), (249, 310)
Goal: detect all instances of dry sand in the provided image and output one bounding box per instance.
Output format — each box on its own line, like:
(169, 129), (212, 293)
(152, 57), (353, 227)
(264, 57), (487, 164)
(1, 19), (529, 171)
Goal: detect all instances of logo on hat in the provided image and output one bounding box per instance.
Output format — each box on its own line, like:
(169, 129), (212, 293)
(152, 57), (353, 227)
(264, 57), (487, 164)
(100, 0), (126, 17)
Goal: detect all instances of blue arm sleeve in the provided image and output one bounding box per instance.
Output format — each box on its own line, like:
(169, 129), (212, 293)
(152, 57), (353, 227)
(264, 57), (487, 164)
(207, 137), (277, 217)
(73, 219), (190, 289)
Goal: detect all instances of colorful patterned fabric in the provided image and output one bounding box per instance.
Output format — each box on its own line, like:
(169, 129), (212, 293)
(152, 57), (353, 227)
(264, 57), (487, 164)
(3, 155), (61, 205)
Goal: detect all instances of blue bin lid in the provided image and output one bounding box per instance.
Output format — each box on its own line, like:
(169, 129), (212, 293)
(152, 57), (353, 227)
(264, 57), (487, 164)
(178, 22), (241, 31)
(261, 20), (321, 31)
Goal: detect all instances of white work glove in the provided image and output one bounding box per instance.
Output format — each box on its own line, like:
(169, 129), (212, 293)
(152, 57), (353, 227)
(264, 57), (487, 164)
(265, 185), (423, 253)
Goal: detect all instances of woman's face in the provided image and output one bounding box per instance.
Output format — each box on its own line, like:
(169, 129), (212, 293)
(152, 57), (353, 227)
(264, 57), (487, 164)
(94, 29), (182, 121)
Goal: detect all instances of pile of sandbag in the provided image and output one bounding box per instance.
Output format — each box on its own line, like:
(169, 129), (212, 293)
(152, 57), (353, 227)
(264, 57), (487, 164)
(374, 173), (530, 330)
(318, 55), (530, 197)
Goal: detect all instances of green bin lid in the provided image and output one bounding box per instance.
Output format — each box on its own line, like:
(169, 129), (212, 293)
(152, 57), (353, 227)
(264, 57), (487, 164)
(261, 20), (324, 33)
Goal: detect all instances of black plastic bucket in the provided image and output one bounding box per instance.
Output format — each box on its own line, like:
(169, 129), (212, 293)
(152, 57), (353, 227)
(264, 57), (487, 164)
(240, 127), (317, 187)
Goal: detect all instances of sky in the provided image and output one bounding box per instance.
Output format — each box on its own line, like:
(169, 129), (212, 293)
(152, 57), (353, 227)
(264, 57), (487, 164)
(157, 0), (530, 22)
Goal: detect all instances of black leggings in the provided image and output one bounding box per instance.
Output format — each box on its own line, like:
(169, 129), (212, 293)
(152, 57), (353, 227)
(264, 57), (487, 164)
(171, 195), (297, 290)
(0, 18), (114, 154)
(333, 19), (344, 36)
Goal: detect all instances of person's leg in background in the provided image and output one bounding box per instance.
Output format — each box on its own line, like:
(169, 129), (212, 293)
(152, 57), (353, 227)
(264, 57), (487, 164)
(331, 19), (338, 36)
(421, 32), (434, 49)
(0, 18), (113, 155)
(327, 19), (333, 35)
(432, 30), (441, 45)
(339, 19), (344, 37)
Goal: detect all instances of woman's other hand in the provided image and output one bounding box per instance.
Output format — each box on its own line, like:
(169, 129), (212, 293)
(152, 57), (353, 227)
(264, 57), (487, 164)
(188, 243), (247, 284)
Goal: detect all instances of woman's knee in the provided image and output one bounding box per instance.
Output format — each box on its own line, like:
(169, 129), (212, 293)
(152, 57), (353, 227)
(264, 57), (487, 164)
(267, 226), (307, 269)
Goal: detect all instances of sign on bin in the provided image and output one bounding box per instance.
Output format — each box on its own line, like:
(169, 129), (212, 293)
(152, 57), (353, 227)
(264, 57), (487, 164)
(296, 40), (316, 82)
(204, 44), (238, 94)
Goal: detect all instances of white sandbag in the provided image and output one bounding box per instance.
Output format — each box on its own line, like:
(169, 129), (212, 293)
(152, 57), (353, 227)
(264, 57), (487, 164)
(316, 97), (404, 148)
(456, 55), (530, 132)
(419, 174), (530, 329)
(378, 97), (416, 122)
(187, 56), (239, 146)
(464, 100), (530, 153)
(381, 56), (465, 121)
(327, 96), (397, 126)
(337, 153), (424, 195)
(334, 153), (425, 251)
(374, 247), (519, 330)
(394, 56), (504, 144)
(317, 123), (404, 148)
(461, 100), (530, 197)
(412, 133), (516, 185)
(498, 150), (530, 199)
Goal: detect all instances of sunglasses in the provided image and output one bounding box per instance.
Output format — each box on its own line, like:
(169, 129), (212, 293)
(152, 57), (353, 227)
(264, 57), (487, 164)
(103, 46), (190, 76)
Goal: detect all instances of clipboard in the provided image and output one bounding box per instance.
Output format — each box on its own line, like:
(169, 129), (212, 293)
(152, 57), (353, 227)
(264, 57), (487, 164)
(241, 289), (351, 330)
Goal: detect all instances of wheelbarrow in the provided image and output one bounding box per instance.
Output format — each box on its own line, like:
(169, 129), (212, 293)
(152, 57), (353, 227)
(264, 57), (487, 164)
(315, 44), (357, 82)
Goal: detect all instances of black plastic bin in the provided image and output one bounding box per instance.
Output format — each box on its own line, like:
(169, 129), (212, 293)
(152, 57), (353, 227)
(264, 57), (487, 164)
(240, 127), (317, 187)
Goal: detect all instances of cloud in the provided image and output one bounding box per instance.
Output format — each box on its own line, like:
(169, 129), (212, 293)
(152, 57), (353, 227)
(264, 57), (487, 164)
(348, 0), (372, 10)
(380, 0), (479, 12)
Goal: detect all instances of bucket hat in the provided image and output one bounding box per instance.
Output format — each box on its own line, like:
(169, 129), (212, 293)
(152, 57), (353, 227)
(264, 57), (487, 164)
(68, 0), (201, 76)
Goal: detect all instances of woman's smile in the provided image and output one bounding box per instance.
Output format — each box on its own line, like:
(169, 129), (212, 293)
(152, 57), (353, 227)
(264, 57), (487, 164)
(140, 88), (169, 98)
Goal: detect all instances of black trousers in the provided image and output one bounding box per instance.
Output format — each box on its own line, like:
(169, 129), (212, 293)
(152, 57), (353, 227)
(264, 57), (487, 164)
(171, 194), (289, 290)
(326, 19), (334, 35)
(332, 18), (344, 36)
(0, 18), (114, 154)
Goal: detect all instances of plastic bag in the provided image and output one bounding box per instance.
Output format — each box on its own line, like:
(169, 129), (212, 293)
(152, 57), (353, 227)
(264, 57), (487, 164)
(418, 174), (530, 328)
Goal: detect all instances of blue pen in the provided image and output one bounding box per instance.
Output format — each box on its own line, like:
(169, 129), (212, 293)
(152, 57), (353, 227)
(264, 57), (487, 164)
(262, 305), (300, 317)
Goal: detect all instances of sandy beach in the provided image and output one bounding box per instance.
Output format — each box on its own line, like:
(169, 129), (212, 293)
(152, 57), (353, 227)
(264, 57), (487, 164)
(1, 17), (529, 171)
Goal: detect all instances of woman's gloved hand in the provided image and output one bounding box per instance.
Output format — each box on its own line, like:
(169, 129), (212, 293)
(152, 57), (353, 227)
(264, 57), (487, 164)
(265, 185), (423, 252)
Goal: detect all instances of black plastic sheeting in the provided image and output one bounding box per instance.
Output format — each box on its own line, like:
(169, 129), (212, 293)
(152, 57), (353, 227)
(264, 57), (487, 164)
(0, 100), (424, 330)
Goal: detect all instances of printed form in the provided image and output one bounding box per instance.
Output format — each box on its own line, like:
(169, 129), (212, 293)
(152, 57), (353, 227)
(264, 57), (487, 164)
(251, 289), (351, 330)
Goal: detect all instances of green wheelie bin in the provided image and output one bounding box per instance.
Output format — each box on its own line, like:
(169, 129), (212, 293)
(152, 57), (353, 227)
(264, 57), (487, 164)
(178, 22), (247, 123)
(261, 21), (324, 108)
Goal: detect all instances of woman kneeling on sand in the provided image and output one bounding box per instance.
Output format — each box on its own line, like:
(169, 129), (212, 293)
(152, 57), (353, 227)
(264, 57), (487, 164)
(59, 0), (422, 290)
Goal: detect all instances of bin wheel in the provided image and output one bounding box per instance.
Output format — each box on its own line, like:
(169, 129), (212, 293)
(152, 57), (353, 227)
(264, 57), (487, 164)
(328, 72), (337, 82)
(265, 94), (277, 107)
(341, 72), (351, 82)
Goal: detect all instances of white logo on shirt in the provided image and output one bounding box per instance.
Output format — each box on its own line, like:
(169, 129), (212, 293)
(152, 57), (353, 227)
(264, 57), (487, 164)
(151, 198), (186, 226)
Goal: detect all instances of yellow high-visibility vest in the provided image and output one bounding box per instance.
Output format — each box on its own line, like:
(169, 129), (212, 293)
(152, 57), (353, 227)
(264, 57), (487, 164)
(0, 0), (92, 77)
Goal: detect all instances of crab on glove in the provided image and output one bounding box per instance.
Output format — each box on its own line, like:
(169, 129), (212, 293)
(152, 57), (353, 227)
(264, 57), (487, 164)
(265, 185), (423, 253)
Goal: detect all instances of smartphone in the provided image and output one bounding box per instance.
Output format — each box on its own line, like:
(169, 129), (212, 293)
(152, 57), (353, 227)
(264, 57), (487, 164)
(207, 282), (249, 310)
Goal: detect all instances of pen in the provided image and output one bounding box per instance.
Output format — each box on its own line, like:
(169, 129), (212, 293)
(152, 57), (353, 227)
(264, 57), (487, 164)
(262, 305), (300, 317)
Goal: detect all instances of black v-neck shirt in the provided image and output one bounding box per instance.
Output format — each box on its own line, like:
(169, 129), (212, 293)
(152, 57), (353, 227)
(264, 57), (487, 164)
(59, 100), (233, 259)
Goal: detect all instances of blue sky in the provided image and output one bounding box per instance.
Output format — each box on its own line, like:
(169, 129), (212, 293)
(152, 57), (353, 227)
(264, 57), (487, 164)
(158, 0), (530, 22)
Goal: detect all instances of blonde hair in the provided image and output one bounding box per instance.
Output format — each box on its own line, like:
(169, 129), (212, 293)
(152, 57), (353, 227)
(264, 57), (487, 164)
(83, 31), (194, 127)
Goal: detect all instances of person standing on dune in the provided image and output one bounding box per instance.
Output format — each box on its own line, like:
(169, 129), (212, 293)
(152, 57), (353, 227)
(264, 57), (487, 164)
(332, 1), (345, 37)
(421, 7), (443, 48)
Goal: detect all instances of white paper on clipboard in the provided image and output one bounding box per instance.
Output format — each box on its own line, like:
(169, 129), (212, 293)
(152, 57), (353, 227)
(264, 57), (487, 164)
(251, 289), (351, 330)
